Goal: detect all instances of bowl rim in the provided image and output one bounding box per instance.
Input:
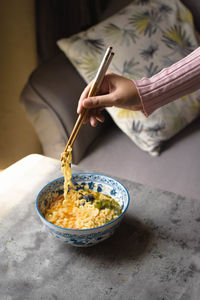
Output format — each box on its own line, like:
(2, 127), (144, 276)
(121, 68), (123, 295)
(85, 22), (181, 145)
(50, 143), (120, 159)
(36, 172), (130, 232)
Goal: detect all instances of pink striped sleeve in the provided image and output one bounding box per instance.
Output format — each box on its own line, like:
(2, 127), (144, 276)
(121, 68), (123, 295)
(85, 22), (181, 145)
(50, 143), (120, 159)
(133, 47), (200, 116)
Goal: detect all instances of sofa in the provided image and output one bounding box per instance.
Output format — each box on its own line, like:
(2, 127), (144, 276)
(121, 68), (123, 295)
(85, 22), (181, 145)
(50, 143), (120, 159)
(21, 0), (200, 201)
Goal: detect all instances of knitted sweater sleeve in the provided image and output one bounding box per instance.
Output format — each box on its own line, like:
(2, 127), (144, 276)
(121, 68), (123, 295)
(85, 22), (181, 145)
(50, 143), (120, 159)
(133, 47), (200, 116)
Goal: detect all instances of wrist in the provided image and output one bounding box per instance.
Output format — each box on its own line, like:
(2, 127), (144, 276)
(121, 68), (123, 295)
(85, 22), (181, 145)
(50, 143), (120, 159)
(130, 79), (143, 111)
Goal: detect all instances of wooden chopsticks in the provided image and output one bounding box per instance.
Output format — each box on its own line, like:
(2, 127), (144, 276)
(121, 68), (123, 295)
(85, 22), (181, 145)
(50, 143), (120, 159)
(64, 46), (114, 152)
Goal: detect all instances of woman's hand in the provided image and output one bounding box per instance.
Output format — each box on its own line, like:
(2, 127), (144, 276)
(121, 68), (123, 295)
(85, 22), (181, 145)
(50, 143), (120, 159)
(77, 72), (142, 127)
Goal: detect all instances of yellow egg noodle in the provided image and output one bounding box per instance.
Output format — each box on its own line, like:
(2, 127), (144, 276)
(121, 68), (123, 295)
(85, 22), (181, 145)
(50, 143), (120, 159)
(60, 146), (72, 199)
(45, 147), (122, 229)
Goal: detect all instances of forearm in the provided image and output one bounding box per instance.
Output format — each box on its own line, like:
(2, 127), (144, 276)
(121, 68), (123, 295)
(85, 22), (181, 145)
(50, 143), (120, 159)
(134, 47), (200, 116)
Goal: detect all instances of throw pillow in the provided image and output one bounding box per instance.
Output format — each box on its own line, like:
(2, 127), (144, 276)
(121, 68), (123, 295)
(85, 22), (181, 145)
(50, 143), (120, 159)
(57, 0), (200, 156)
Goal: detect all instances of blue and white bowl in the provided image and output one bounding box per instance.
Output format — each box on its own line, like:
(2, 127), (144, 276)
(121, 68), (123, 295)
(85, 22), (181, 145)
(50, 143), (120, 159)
(36, 173), (130, 247)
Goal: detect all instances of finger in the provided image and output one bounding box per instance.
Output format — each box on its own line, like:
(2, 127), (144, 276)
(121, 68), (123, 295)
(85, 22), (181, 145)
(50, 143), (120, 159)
(82, 110), (92, 124)
(77, 81), (94, 114)
(83, 108), (102, 126)
(82, 93), (114, 109)
(82, 108), (105, 126)
(82, 114), (90, 124)
(80, 81), (94, 101)
(95, 110), (105, 123)
(82, 108), (96, 124)
(90, 115), (98, 127)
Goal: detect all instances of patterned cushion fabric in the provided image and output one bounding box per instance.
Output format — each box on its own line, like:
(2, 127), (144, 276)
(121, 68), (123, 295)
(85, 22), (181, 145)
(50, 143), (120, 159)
(57, 0), (200, 156)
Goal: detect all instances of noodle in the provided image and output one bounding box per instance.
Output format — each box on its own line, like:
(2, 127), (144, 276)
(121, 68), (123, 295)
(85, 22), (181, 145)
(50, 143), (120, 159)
(60, 146), (72, 199)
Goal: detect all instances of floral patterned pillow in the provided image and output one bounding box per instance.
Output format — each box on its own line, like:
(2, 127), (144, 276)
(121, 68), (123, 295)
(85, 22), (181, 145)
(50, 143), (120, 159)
(57, 0), (200, 156)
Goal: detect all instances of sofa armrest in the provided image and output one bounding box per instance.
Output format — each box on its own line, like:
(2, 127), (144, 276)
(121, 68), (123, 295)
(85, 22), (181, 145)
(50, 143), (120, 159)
(20, 53), (112, 164)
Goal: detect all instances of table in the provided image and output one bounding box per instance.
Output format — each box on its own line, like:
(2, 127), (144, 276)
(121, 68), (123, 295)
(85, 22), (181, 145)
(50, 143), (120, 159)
(1, 154), (200, 300)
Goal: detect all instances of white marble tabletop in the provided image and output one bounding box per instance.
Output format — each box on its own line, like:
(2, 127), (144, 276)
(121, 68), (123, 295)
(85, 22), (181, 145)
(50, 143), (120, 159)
(0, 154), (200, 300)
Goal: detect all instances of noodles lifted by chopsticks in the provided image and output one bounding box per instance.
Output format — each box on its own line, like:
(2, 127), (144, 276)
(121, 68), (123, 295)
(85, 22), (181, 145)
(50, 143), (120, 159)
(60, 146), (72, 200)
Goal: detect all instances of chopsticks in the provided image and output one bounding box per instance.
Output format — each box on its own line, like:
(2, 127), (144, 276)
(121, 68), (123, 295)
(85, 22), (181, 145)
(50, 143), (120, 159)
(64, 46), (114, 152)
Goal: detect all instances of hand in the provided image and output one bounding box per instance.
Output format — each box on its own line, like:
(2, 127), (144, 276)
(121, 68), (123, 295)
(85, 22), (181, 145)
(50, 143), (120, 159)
(77, 72), (142, 127)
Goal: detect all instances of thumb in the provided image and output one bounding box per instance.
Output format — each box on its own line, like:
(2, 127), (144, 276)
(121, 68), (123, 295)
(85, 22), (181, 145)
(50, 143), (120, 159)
(82, 94), (113, 109)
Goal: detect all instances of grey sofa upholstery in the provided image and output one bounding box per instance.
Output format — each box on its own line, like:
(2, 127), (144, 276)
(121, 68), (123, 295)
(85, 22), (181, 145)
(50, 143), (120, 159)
(21, 0), (200, 201)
